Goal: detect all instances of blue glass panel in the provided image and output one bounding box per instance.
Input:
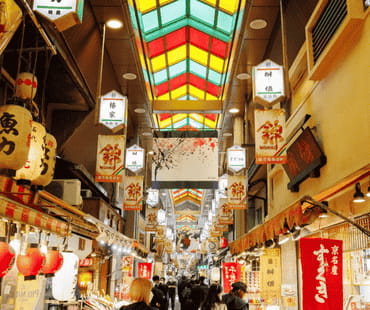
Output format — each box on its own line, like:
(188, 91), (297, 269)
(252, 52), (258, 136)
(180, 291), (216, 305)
(190, 0), (215, 28)
(208, 69), (222, 85)
(189, 118), (203, 129)
(173, 118), (188, 128)
(128, 4), (138, 30)
(142, 10), (159, 32)
(169, 60), (187, 78)
(178, 95), (188, 100)
(189, 60), (207, 79)
(153, 68), (168, 85)
(188, 95), (198, 100)
(160, 0), (186, 26)
(217, 11), (235, 34)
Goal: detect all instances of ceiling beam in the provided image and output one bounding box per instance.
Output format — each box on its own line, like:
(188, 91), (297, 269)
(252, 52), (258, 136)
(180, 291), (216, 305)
(153, 100), (222, 113)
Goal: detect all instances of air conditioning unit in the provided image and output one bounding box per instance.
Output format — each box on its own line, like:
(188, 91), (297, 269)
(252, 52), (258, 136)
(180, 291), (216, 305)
(46, 179), (82, 206)
(306, 0), (365, 80)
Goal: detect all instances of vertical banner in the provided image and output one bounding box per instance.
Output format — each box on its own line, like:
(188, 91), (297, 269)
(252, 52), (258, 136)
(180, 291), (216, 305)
(260, 248), (281, 302)
(145, 208), (158, 231)
(227, 175), (247, 209)
(138, 262), (152, 279)
(95, 135), (125, 183)
(123, 176), (143, 210)
(222, 263), (241, 294)
(300, 238), (343, 310)
(255, 109), (287, 164)
(15, 275), (46, 310)
(218, 198), (233, 225)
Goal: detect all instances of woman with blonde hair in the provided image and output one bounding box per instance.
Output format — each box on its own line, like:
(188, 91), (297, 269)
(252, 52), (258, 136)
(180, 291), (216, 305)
(120, 278), (156, 310)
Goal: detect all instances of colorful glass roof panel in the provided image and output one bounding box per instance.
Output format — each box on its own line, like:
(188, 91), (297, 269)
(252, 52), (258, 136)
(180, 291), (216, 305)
(155, 114), (220, 130)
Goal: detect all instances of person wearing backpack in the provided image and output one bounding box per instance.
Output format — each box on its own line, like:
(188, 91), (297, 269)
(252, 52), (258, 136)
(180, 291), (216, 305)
(222, 281), (249, 310)
(150, 275), (167, 310)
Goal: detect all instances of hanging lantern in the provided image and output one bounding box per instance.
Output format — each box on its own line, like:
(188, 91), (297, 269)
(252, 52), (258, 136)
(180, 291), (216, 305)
(14, 121), (46, 184)
(16, 243), (45, 280)
(0, 237), (15, 278)
(32, 133), (57, 187)
(41, 247), (64, 277)
(15, 72), (38, 100)
(220, 237), (228, 249)
(0, 104), (32, 174)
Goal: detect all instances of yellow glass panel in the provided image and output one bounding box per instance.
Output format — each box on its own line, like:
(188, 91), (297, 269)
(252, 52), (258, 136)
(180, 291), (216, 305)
(190, 113), (202, 122)
(189, 85), (205, 99)
(201, 0), (217, 7)
(151, 54), (166, 72)
(219, 0), (239, 14)
(135, 0), (157, 12)
(159, 0), (175, 6)
(204, 117), (217, 128)
(167, 46), (187, 66)
(189, 46), (208, 67)
(157, 93), (170, 100)
(158, 114), (187, 128)
(171, 85), (187, 99)
(209, 55), (225, 73)
(172, 113), (187, 123)
(205, 93), (218, 100)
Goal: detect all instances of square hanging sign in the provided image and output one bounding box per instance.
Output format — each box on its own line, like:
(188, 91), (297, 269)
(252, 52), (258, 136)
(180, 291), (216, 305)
(146, 189), (159, 207)
(125, 144), (144, 173)
(99, 90), (127, 132)
(227, 145), (246, 172)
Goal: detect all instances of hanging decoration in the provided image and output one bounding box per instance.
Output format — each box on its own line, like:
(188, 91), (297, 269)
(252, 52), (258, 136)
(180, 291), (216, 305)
(98, 90), (127, 132)
(0, 237), (15, 278)
(125, 144), (144, 173)
(227, 175), (247, 209)
(227, 145), (246, 172)
(15, 72), (38, 100)
(123, 176), (144, 210)
(95, 135), (125, 183)
(146, 188), (159, 207)
(16, 243), (45, 280)
(217, 198), (233, 225)
(222, 262), (241, 294)
(40, 247), (64, 277)
(145, 208), (158, 231)
(254, 109), (287, 164)
(0, 0), (22, 54)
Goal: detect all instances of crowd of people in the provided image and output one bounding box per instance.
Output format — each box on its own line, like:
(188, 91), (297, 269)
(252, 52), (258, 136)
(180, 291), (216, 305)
(119, 275), (248, 310)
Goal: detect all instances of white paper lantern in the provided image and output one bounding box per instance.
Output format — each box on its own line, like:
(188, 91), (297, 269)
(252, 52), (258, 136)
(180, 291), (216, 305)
(0, 104), (32, 171)
(15, 72), (38, 100)
(14, 121), (46, 183)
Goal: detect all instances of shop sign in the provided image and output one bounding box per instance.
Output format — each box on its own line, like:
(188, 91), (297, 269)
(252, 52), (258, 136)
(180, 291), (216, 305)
(227, 175), (247, 209)
(282, 127), (326, 192)
(123, 176), (143, 210)
(146, 189), (159, 206)
(95, 135), (125, 183)
(125, 144), (144, 173)
(79, 258), (93, 267)
(227, 145), (246, 172)
(122, 256), (133, 277)
(252, 59), (285, 107)
(99, 90), (127, 132)
(260, 248), (281, 301)
(218, 198), (233, 225)
(255, 109), (287, 164)
(15, 275), (46, 310)
(138, 262), (152, 279)
(145, 208), (158, 231)
(222, 263), (241, 294)
(33, 0), (84, 32)
(300, 238), (343, 310)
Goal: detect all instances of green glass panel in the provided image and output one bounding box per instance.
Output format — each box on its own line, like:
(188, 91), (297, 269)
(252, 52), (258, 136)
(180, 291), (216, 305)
(190, 0), (215, 28)
(189, 60), (206, 79)
(169, 60), (187, 78)
(128, 4), (139, 30)
(153, 68), (168, 85)
(217, 11), (235, 35)
(142, 19), (188, 42)
(188, 19), (231, 42)
(160, 0), (186, 26)
(142, 10), (159, 32)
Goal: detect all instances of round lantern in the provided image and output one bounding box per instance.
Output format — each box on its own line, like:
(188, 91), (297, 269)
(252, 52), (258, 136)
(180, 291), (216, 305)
(14, 121), (46, 184)
(41, 247), (64, 277)
(16, 243), (45, 280)
(0, 104), (32, 173)
(220, 237), (228, 249)
(15, 72), (38, 100)
(32, 133), (57, 187)
(0, 237), (15, 278)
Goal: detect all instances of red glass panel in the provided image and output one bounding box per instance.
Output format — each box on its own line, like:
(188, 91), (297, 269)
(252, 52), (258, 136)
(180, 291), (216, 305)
(155, 82), (169, 96)
(189, 73), (206, 90)
(147, 37), (165, 58)
(207, 82), (220, 97)
(205, 114), (217, 121)
(159, 113), (171, 121)
(189, 28), (210, 52)
(211, 37), (228, 59)
(178, 125), (198, 131)
(166, 27), (187, 51)
(169, 74), (187, 90)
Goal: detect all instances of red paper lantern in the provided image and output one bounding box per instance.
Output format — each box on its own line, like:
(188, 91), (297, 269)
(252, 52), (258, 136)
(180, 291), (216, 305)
(41, 247), (64, 277)
(16, 243), (45, 280)
(220, 237), (228, 249)
(0, 238), (15, 277)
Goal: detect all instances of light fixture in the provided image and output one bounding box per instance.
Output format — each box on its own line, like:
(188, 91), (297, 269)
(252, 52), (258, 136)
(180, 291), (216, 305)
(236, 73), (250, 80)
(353, 182), (365, 203)
(229, 108), (240, 114)
(250, 19), (267, 30)
(366, 186), (370, 198)
(122, 73), (137, 80)
(142, 132), (152, 136)
(106, 19), (123, 29)
(147, 150), (154, 155)
(134, 107), (146, 113)
(223, 132), (232, 137)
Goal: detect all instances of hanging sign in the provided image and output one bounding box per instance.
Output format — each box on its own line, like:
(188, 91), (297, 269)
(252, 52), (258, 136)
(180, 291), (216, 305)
(122, 256), (133, 277)
(252, 59), (285, 107)
(145, 208), (158, 231)
(95, 135), (125, 183)
(138, 262), (152, 279)
(227, 175), (247, 209)
(300, 238), (343, 310)
(227, 145), (246, 172)
(123, 176), (143, 210)
(218, 199), (233, 225)
(15, 275), (46, 310)
(99, 90), (127, 132)
(125, 144), (144, 173)
(33, 0), (84, 32)
(260, 248), (281, 301)
(146, 189), (159, 206)
(255, 109), (287, 165)
(222, 263), (241, 294)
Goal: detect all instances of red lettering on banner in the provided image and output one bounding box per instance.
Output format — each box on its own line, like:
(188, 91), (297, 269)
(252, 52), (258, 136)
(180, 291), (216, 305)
(46, 217), (53, 230)
(222, 263), (241, 293)
(5, 202), (15, 217)
(34, 213), (42, 226)
(21, 208), (30, 222)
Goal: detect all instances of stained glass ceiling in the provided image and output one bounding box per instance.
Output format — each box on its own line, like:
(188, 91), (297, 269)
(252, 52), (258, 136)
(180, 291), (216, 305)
(154, 113), (220, 130)
(128, 0), (246, 105)
(173, 188), (203, 205)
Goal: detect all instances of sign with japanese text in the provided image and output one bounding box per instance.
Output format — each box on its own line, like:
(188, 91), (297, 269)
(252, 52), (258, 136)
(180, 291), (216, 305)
(300, 238), (343, 310)
(217, 198), (233, 225)
(99, 90), (127, 132)
(260, 248), (281, 301)
(227, 175), (247, 209)
(255, 109), (287, 165)
(138, 262), (152, 279)
(123, 176), (143, 210)
(95, 135), (125, 183)
(283, 127), (326, 192)
(222, 263), (241, 294)
(145, 208), (158, 231)
(125, 144), (144, 173)
(122, 256), (133, 277)
(227, 145), (246, 172)
(146, 189), (159, 206)
(15, 275), (46, 310)
(33, 0), (84, 32)
(252, 59), (285, 106)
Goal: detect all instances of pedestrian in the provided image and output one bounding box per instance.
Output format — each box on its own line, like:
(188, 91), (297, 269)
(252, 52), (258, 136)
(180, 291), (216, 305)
(159, 277), (169, 310)
(201, 284), (227, 310)
(190, 276), (209, 310)
(222, 281), (249, 310)
(180, 281), (193, 310)
(166, 276), (177, 310)
(119, 278), (155, 310)
(150, 275), (167, 310)
(177, 275), (187, 309)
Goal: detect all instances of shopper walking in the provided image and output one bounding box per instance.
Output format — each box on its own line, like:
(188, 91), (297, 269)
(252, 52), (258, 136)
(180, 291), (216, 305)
(166, 277), (177, 310)
(119, 278), (155, 310)
(222, 282), (249, 310)
(150, 275), (167, 310)
(201, 284), (227, 310)
(177, 275), (187, 310)
(159, 277), (169, 310)
(190, 276), (209, 310)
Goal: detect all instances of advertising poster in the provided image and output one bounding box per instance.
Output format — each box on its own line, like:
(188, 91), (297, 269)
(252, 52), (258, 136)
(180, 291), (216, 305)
(138, 262), (152, 279)
(260, 248), (281, 302)
(123, 176), (143, 210)
(222, 262), (241, 294)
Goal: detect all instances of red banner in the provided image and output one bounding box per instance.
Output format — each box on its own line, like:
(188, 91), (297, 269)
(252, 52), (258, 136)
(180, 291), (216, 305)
(222, 262), (241, 294)
(138, 262), (152, 280)
(300, 238), (343, 310)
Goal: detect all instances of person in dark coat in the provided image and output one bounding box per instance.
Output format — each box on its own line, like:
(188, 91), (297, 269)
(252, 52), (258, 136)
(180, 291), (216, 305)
(150, 275), (167, 310)
(120, 278), (156, 310)
(166, 277), (177, 310)
(222, 281), (249, 310)
(177, 275), (188, 309)
(159, 277), (169, 310)
(190, 276), (209, 310)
